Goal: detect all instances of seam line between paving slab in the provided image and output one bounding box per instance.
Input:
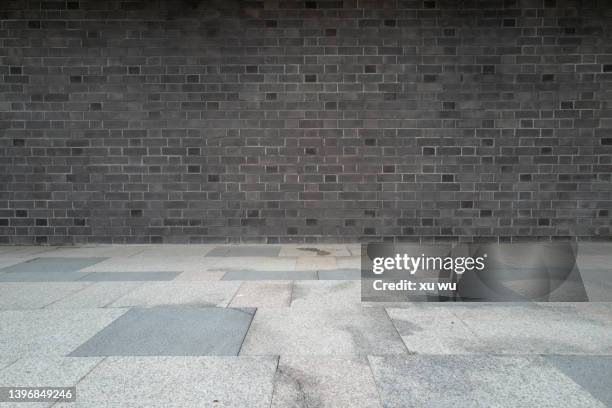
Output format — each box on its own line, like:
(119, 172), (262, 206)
(101, 282), (148, 308)
(366, 354), (386, 408)
(237, 308), (258, 356)
(50, 357), (108, 408)
(41, 281), (98, 308)
(384, 308), (413, 355)
(227, 282), (244, 306)
(268, 356), (281, 408)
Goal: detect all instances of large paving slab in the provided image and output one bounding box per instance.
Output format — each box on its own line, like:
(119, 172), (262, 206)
(544, 355), (612, 407)
(387, 303), (612, 354)
(55, 356), (277, 408)
(229, 281), (293, 308)
(45, 282), (144, 309)
(0, 257), (107, 274)
(368, 355), (607, 408)
(240, 306), (407, 356)
(212, 256), (297, 271)
(0, 309), (126, 358)
(317, 268), (361, 280)
(0, 257), (108, 282)
(70, 307), (255, 357)
(44, 245), (145, 258)
(0, 282), (91, 310)
(272, 356), (381, 408)
(110, 281), (241, 307)
(278, 245), (352, 257)
(291, 280), (362, 309)
(79, 256), (218, 273)
(296, 256), (337, 270)
(222, 270), (316, 281)
(206, 246), (281, 257)
(0, 356), (103, 391)
(77, 271), (180, 281)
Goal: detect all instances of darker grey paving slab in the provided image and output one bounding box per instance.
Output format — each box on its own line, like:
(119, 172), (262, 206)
(78, 271), (181, 281)
(222, 270), (316, 280)
(545, 355), (612, 407)
(317, 269), (361, 280)
(0, 271), (90, 282)
(69, 307), (255, 357)
(0, 257), (107, 274)
(206, 246), (281, 257)
(0, 257), (107, 281)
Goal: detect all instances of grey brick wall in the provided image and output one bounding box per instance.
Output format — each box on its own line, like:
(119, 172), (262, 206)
(1, 0), (611, 244)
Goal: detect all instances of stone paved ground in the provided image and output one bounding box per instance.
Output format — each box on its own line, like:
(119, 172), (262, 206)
(0, 244), (610, 407)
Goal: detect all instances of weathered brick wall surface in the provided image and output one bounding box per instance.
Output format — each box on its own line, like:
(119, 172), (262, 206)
(1, 0), (611, 244)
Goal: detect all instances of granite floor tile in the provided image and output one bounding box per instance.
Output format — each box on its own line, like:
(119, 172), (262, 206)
(296, 256), (337, 270)
(368, 355), (605, 408)
(291, 281), (362, 309)
(77, 271), (180, 281)
(544, 355), (612, 407)
(45, 282), (144, 309)
(272, 356), (381, 408)
(0, 309), (127, 358)
(229, 281), (292, 308)
(0, 282), (91, 310)
(240, 306), (407, 356)
(0, 257), (107, 274)
(69, 307), (255, 357)
(55, 356), (277, 408)
(206, 246), (281, 257)
(317, 268), (361, 280)
(222, 270), (316, 281)
(110, 281), (241, 307)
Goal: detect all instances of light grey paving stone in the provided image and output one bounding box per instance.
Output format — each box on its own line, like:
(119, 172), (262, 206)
(291, 281), (362, 309)
(110, 281), (241, 307)
(388, 303), (612, 355)
(77, 271), (180, 281)
(69, 307), (256, 357)
(296, 256), (337, 270)
(240, 307), (407, 356)
(278, 245), (351, 257)
(0, 309), (127, 359)
(229, 281), (292, 308)
(272, 356), (381, 408)
(212, 257), (296, 271)
(134, 245), (216, 258)
(576, 254), (612, 270)
(0, 270), (90, 282)
(0, 356), (103, 387)
(368, 355), (606, 408)
(223, 270), (317, 281)
(45, 282), (144, 309)
(336, 257), (361, 269)
(79, 256), (218, 273)
(173, 270), (226, 281)
(452, 303), (612, 354)
(206, 246), (281, 257)
(55, 356), (277, 408)
(577, 242), (612, 255)
(544, 355), (612, 407)
(0, 282), (91, 310)
(0, 257), (107, 274)
(386, 305), (478, 354)
(44, 245), (145, 258)
(0, 246), (58, 258)
(317, 268), (361, 280)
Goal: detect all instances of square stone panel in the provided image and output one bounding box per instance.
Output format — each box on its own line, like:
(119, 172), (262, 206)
(55, 356), (277, 408)
(229, 281), (293, 308)
(0, 282), (90, 310)
(0, 257), (107, 274)
(0, 356), (103, 388)
(544, 355), (612, 407)
(206, 246), (281, 257)
(77, 271), (181, 281)
(272, 356), (381, 408)
(110, 281), (240, 307)
(222, 270), (317, 281)
(69, 307), (256, 357)
(0, 257), (107, 282)
(240, 306), (406, 356)
(0, 308), (127, 359)
(317, 268), (361, 280)
(46, 282), (144, 309)
(368, 355), (606, 408)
